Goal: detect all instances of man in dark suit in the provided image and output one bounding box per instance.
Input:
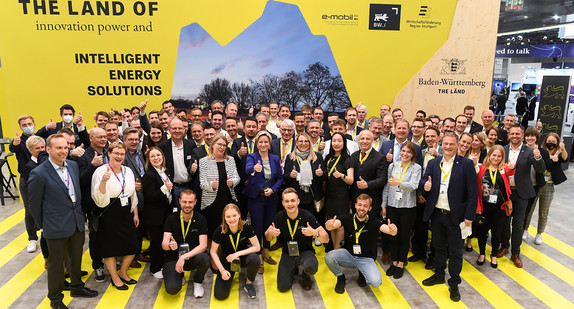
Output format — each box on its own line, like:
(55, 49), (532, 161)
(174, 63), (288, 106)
(230, 117), (259, 219)
(271, 119), (296, 167)
(28, 134), (98, 308)
(419, 133), (478, 302)
(463, 105), (483, 133)
(499, 125), (545, 267)
(158, 118), (196, 209)
(380, 119), (423, 167)
(481, 109), (508, 145)
(36, 104), (90, 147)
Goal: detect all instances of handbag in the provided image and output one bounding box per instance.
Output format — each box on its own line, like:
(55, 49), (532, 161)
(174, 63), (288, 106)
(502, 199), (513, 216)
(314, 197), (325, 213)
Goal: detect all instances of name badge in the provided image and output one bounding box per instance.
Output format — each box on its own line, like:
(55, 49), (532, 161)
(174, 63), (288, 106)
(353, 244), (362, 255)
(186, 155), (192, 160)
(70, 193), (76, 203)
(173, 207), (178, 213)
(287, 241), (300, 257)
(178, 243), (190, 260)
(440, 182), (447, 194)
(230, 258), (241, 272)
(488, 194), (498, 204)
(120, 194), (129, 206)
(395, 189), (403, 200)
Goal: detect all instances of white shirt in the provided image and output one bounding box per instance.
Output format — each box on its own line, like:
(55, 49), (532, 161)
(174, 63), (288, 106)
(267, 119), (280, 137)
(393, 139), (407, 162)
(436, 156), (454, 211)
(171, 140), (191, 183)
(91, 165), (137, 211)
(507, 143), (522, 187)
(48, 158), (76, 201)
(154, 166), (172, 203)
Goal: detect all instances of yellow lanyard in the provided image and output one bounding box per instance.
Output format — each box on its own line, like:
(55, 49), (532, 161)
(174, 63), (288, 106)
(180, 211), (192, 241)
(287, 218), (300, 240)
(204, 144), (209, 154)
(358, 121), (366, 129)
(313, 137), (322, 152)
(328, 156), (341, 177)
(280, 139), (293, 159)
(425, 152), (434, 167)
(439, 159), (453, 182)
(398, 161), (411, 181)
(246, 140), (254, 154)
(349, 129), (357, 140)
(373, 138), (380, 151)
(488, 166), (498, 187)
(353, 215), (368, 244)
(415, 137), (424, 146)
(359, 149), (372, 165)
(229, 231), (241, 252)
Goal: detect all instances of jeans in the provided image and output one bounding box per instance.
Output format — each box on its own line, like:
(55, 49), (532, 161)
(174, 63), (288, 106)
(324, 249), (382, 288)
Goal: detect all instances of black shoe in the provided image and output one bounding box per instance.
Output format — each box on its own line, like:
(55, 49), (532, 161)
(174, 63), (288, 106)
(393, 267), (404, 279)
(50, 300), (68, 309)
(407, 255), (424, 263)
(63, 280), (70, 291)
(357, 271), (367, 287)
(70, 286), (98, 298)
(385, 265), (396, 277)
(449, 285), (461, 302)
(425, 259), (435, 270)
(334, 275), (346, 294)
(111, 281), (128, 290)
(301, 272), (312, 291)
(490, 261), (498, 268)
(120, 277), (137, 285)
(476, 257), (485, 266)
(65, 271), (89, 278)
(465, 246), (473, 252)
(422, 273), (445, 286)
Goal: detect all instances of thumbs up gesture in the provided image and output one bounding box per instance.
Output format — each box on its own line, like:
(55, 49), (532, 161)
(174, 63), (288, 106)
(165, 178), (173, 190)
(248, 105), (254, 116)
(301, 222), (317, 237)
(533, 147), (541, 159)
(238, 142), (247, 156)
(13, 132), (21, 146)
(191, 160), (198, 173)
(139, 99), (148, 113)
(386, 149), (393, 162)
(226, 176), (233, 188)
(135, 178), (142, 191)
(387, 219), (398, 236)
(536, 119), (543, 131)
(267, 223), (281, 237)
(92, 153), (103, 167)
(315, 164), (323, 177)
(238, 119), (244, 131)
(46, 118), (56, 130)
(357, 176), (368, 189)
(424, 176), (432, 192)
(74, 112), (84, 126)
(169, 235), (178, 250)
(388, 175), (400, 186)
(71, 143), (85, 157)
(254, 160), (263, 173)
(290, 166), (298, 179)
(102, 165), (112, 182)
(325, 215), (337, 230)
(212, 177), (219, 189)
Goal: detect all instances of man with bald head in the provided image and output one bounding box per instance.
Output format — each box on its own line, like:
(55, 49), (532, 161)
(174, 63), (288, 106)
(481, 109), (507, 145)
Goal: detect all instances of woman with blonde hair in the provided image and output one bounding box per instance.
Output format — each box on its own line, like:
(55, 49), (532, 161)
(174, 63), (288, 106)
(469, 132), (488, 164)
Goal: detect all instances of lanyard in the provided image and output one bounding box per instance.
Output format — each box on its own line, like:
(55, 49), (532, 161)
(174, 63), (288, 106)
(204, 144), (209, 154)
(425, 152), (434, 167)
(59, 166), (71, 192)
(281, 139), (293, 159)
(415, 137), (424, 146)
(128, 151), (144, 176)
(313, 137), (322, 152)
(439, 159), (453, 182)
(229, 232), (241, 252)
(359, 149), (372, 165)
(398, 161), (411, 181)
(488, 166), (498, 187)
(159, 170), (170, 185)
(353, 215), (368, 244)
(373, 138), (380, 151)
(287, 218), (300, 240)
(109, 164), (126, 194)
(180, 211), (192, 240)
(328, 156), (341, 177)
(349, 129), (357, 140)
(246, 140), (254, 154)
(358, 121), (366, 129)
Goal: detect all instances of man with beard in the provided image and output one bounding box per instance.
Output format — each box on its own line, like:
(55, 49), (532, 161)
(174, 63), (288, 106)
(231, 117), (259, 219)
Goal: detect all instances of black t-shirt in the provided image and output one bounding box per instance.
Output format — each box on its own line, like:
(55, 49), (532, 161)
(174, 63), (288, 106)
(212, 224), (256, 257)
(339, 213), (383, 260)
(481, 170), (506, 206)
(163, 211), (208, 261)
(273, 209), (320, 254)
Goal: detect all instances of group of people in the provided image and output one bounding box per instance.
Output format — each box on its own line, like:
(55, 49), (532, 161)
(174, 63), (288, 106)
(9, 99), (568, 308)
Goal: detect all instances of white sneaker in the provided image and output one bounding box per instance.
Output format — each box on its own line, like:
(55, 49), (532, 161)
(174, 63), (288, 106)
(193, 282), (204, 298)
(182, 277), (186, 286)
(534, 234), (543, 245)
(26, 240), (37, 253)
(522, 230), (528, 240)
(152, 270), (164, 279)
(314, 237), (322, 246)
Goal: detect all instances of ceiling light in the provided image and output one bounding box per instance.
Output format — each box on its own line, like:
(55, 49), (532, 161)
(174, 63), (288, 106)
(553, 15), (560, 20)
(524, 16), (528, 19)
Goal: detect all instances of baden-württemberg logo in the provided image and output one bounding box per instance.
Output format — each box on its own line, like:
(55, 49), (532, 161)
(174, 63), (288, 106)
(441, 58), (467, 75)
(369, 4), (401, 30)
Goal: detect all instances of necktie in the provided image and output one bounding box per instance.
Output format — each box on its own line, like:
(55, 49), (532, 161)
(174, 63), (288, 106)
(395, 143), (403, 162)
(248, 140), (254, 154)
(361, 152), (366, 160)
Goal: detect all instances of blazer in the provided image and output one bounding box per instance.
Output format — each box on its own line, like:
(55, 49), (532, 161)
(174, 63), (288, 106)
(158, 138), (196, 183)
(503, 144), (545, 200)
(469, 121), (484, 134)
(543, 148), (567, 186)
(198, 156), (240, 209)
(283, 153), (326, 204)
(476, 164), (514, 213)
(230, 136), (258, 182)
(271, 138), (296, 158)
(379, 139), (423, 167)
(142, 167), (172, 226)
(124, 149), (146, 210)
(28, 159), (85, 238)
(36, 122), (90, 148)
(419, 154), (479, 225)
(243, 152), (283, 199)
(78, 146), (106, 214)
(9, 134), (32, 174)
(350, 148), (388, 210)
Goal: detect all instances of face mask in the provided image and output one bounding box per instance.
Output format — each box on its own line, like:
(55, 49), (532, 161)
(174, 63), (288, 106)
(546, 143), (557, 150)
(62, 115), (73, 123)
(22, 126), (35, 135)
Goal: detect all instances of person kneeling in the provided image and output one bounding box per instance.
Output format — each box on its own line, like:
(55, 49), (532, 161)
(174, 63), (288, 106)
(211, 204), (261, 300)
(161, 190), (210, 297)
(265, 188), (329, 292)
(324, 194), (397, 293)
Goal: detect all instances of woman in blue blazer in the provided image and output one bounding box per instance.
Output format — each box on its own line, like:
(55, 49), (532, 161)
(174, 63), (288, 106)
(243, 131), (283, 273)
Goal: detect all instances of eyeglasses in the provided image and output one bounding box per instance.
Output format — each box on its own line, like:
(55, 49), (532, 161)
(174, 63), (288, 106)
(281, 128), (294, 132)
(110, 152), (125, 157)
(214, 143), (227, 148)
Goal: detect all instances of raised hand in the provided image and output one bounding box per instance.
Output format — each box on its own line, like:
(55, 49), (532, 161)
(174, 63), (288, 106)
(191, 160), (198, 173)
(387, 219), (398, 236)
(290, 166), (298, 179)
(74, 112), (84, 126)
(536, 119), (542, 131)
(139, 99), (148, 113)
(135, 179), (142, 191)
(238, 142), (247, 156)
(71, 143), (85, 157)
(301, 222), (316, 237)
(165, 178), (173, 190)
(325, 216), (337, 230)
(212, 177), (219, 189)
(102, 165), (112, 182)
(248, 106), (254, 116)
(357, 176), (368, 189)
(315, 164), (323, 177)
(424, 176), (432, 192)
(92, 154), (103, 167)
(226, 176), (233, 188)
(386, 149), (393, 162)
(254, 160), (262, 173)
(507, 162), (515, 170)
(169, 235), (178, 250)
(388, 175), (400, 186)
(46, 118), (56, 130)
(13, 132), (21, 146)
(267, 223), (281, 237)
(238, 119), (244, 131)
(560, 139), (566, 151)
(533, 147), (541, 159)
(333, 169), (343, 179)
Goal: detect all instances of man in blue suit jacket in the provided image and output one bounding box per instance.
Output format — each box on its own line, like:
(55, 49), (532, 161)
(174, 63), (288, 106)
(28, 134), (97, 309)
(418, 133), (478, 302)
(379, 119), (423, 166)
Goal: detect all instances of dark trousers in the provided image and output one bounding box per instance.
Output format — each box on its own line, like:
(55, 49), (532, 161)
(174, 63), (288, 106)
(431, 209), (463, 287)
(213, 253), (260, 300)
(477, 203), (506, 256)
(277, 251), (318, 292)
(411, 202), (429, 258)
(88, 229), (104, 270)
(248, 195), (278, 249)
(387, 206), (416, 262)
(19, 179), (38, 241)
(40, 233), (49, 259)
(146, 224), (164, 274)
(162, 252), (210, 295)
(501, 190), (527, 255)
(523, 186), (540, 230)
(45, 230), (85, 302)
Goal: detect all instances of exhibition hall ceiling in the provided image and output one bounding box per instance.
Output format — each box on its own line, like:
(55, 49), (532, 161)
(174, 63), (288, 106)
(498, 0), (574, 33)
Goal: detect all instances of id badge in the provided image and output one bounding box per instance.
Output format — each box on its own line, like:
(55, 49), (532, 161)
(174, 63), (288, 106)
(173, 207), (178, 213)
(70, 193), (76, 203)
(488, 194), (498, 204)
(440, 182), (447, 194)
(120, 194), (129, 206)
(230, 258), (241, 272)
(395, 189), (403, 200)
(287, 241), (300, 257)
(178, 243), (190, 260)
(353, 244), (362, 255)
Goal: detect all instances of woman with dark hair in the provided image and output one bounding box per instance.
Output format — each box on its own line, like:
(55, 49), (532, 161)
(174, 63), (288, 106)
(382, 141), (421, 279)
(211, 204), (261, 300)
(243, 131), (283, 273)
(145, 123), (167, 155)
(142, 146), (173, 279)
(324, 132), (354, 249)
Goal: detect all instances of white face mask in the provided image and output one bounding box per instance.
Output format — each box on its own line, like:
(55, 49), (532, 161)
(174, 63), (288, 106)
(62, 115), (73, 123)
(22, 126), (35, 135)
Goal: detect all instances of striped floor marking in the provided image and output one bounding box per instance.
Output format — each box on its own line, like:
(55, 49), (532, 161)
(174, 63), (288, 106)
(0, 252), (46, 308)
(0, 208), (24, 236)
(519, 240), (574, 287)
(0, 232), (27, 269)
(527, 227), (574, 259)
(262, 247), (296, 309)
(152, 272), (191, 308)
(373, 261), (411, 308)
(209, 272), (239, 308)
(406, 254), (468, 308)
(313, 246), (355, 309)
(483, 243), (573, 308)
(95, 260), (146, 308)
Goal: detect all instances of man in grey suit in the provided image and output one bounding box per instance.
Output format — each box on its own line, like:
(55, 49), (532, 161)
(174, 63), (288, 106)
(28, 134), (98, 309)
(498, 125), (545, 268)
